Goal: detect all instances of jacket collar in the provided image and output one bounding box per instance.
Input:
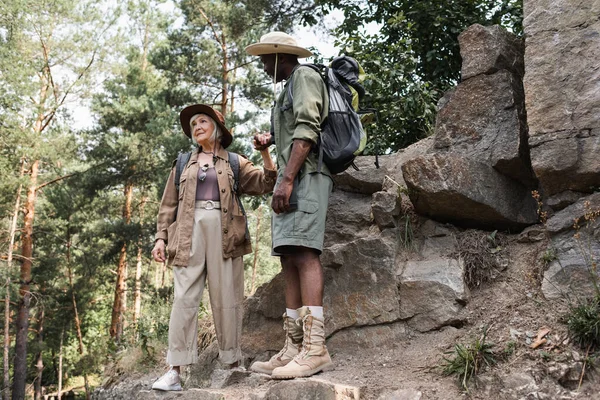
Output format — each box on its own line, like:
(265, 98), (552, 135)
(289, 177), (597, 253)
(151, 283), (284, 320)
(193, 146), (229, 163)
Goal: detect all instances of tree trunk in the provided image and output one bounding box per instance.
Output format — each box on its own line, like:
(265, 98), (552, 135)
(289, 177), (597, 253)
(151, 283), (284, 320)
(13, 159), (40, 400)
(33, 304), (44, 400)
(65, 235), (90, 399)
(251, 206), (262, 294)
(133, 197), (147, 329)
(220, 35), (228, 115)
(57, 330), (63, 400)
(4, 159), (24, 400)
(110, 182), (133, 341)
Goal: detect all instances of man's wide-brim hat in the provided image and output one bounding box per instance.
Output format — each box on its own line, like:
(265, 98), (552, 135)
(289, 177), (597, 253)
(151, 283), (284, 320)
(179, 104), (233, 149)
(245, 31), (312, 58)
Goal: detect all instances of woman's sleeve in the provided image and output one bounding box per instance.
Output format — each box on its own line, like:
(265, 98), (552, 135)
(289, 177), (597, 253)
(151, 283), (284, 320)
(155, 165), (179, 242)
(238, 156), (277, 196)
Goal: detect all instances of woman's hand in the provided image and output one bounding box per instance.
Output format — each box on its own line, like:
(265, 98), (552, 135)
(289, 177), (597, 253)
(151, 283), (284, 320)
(253, 132), (276, 171)
(151, 239), (166, 263)
(253, 132), (272, 150)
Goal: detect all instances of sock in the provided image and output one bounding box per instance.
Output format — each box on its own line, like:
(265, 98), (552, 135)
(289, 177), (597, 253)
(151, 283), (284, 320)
(286, 308), (299, 319)
(306, 306), (323, 319)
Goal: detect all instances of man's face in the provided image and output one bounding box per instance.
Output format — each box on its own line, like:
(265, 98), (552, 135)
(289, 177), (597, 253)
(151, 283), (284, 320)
(260, 54), (283, 82)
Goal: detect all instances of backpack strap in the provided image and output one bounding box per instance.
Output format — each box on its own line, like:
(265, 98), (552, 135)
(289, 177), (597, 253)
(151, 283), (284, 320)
(175, 151), (192, 192)
(227, 152), (250, 241)
(280, 64), (328, 173)
(280, 64), (324, 112)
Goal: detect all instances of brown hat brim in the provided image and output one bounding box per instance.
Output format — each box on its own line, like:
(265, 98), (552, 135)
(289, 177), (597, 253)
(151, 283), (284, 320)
(179, 104), (233, 149)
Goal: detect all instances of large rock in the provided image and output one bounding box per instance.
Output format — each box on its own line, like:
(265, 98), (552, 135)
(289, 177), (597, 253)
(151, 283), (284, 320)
(524, 0), (600, 197)
(434, 71), (534, 186)
(524, 25), (600, 134)
(545, 192), (600, 233)
(402, 153), (539, 231)
(397, 221), (468, 332)
(333, 138), (434, 195)
(529, 129), (600, 196)
(523, 0), (600, 36)
(323, 232), (400, 334)
(542, 192), (600, 300)
(458, 24), (524, 80)
(332, 154), (390, 194)
(265, 379), (360, 400)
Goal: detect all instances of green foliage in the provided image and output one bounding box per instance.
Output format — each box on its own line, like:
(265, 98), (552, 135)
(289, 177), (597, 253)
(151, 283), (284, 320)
(441, 329), (497, 392)
(566, 295), (600, 351)
(541, 248), (558, 265)
(311, 0), (523, 152)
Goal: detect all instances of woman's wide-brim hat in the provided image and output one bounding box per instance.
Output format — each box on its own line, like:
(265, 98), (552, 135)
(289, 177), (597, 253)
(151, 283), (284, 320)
(179, 104), (233, 149)
(245, 31), (313, 58)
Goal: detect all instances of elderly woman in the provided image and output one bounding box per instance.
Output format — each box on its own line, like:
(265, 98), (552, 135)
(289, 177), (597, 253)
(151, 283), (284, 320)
(151, 104), (275, 391)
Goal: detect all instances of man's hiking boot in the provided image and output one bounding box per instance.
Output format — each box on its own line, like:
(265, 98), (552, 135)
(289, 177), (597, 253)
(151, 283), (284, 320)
(152, 368), (182, 391)
(271, 308), (333, 379)
(250, 313), (303, 375)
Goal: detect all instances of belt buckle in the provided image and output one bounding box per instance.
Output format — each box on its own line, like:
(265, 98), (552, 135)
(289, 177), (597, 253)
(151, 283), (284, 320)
(204, 200), (215, 210)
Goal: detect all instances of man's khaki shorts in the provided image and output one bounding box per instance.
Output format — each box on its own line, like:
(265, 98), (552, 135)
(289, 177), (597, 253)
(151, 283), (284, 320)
(271, 172), (333, 255)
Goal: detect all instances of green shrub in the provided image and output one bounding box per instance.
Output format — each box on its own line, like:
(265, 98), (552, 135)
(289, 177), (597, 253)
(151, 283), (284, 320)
(566, 294), (600, 351)
(441, 330), (496, 392)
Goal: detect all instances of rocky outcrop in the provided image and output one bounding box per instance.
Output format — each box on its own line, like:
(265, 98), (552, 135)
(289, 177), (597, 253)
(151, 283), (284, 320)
(524, 0), (600, 200)
(541, 192), (600, 300)
(241, 145), (469, 362)
(403, 24), (538, 231)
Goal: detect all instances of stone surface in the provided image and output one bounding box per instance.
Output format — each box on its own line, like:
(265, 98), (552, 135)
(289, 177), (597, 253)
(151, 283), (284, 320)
(523, 0), (600, 36)
(332, 154), (390, 194)
(529, 129), (600, 196)
(398, 257), (468, 332)
(434, 71), (534, 186)
(545, 192), (600, 233)
(459, 24), (524, 80)
(542, 227), (600, 300)
(371, 190), (401, 229)
(524, 0), (600, 199)
(324, 190), (374, 245)
(402, 154), (539, 231)
(546, 190), (588, 211)
(264, 379), (359, 400)
(377, 388), (423, 400)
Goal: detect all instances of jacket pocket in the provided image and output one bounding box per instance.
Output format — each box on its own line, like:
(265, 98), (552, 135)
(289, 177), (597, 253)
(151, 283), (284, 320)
(167, 220), (179, 262)
(230, 214), (247, 247)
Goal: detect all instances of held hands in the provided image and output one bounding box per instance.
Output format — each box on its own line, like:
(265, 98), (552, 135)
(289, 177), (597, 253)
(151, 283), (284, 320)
(151, 239), (166, 263)
(253, 132), (272, 151)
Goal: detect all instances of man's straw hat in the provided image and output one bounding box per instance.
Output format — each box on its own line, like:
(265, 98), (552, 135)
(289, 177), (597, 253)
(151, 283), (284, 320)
(245, 31), (312, 58)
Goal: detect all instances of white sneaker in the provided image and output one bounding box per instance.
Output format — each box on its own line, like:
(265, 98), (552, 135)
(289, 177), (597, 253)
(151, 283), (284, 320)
(152, 368), (182, 391)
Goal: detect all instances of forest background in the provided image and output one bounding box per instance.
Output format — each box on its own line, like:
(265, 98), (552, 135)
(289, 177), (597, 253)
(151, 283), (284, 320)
(0, 0), (522, 398)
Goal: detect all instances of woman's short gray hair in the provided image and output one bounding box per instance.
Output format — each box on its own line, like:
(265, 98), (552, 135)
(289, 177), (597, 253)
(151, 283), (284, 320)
(189, 113), (222, 145)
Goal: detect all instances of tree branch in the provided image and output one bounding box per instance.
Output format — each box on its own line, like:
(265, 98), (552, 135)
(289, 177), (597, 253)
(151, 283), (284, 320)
(36, 173), (75, 190)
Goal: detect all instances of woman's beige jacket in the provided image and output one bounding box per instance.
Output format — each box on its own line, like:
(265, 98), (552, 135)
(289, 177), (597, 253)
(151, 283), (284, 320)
(155, 147), (276, 267)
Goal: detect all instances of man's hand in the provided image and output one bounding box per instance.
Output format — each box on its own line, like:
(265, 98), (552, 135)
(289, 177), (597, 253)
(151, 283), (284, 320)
(271, 179), (294, 214)
(253, 132), (272, 150)
(151, 239), (166, 263)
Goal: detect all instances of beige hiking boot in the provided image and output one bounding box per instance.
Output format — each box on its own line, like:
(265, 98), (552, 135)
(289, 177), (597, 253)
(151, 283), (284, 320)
(271, 308), (334, 379)
(250, 313), (303, 374)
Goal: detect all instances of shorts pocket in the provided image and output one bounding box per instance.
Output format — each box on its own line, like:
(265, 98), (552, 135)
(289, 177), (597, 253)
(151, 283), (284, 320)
(290, 200), (319, 239)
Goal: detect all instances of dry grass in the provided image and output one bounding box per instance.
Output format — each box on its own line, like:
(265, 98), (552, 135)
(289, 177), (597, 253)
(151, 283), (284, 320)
(453, 230), (509, 288)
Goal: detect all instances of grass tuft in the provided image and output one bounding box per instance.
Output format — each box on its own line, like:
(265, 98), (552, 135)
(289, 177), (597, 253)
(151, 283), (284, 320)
(566, 294), (600, 351)
(441, 329), (496, 392)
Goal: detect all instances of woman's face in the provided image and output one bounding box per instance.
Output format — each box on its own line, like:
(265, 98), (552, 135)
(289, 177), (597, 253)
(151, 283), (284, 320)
(191, 114), (215, 148)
